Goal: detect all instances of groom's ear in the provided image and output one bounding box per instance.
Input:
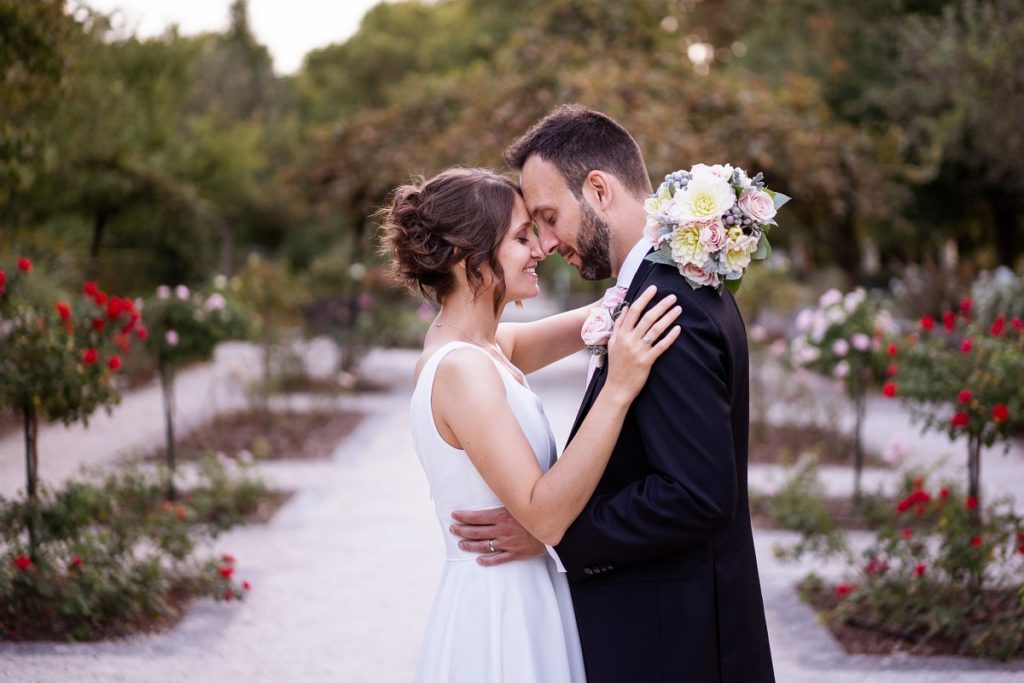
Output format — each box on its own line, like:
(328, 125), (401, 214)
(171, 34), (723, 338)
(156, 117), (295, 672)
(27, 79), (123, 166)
(583, 170), (614, 211)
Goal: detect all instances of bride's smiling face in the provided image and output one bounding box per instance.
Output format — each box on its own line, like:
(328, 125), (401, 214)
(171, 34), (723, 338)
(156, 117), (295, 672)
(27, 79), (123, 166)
(494, 195), (545, 303)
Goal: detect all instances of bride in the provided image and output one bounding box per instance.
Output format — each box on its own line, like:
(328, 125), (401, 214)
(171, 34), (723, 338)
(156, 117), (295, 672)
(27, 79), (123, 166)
(379, 167), (681, 682)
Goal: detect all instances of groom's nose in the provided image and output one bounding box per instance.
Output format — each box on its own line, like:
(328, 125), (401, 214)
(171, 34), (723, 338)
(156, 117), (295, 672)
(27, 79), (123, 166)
(536, 226), (561, 256)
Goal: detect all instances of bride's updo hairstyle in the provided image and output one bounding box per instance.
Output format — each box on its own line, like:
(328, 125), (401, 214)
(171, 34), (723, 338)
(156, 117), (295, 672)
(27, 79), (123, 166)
(379, 168), (520, 313)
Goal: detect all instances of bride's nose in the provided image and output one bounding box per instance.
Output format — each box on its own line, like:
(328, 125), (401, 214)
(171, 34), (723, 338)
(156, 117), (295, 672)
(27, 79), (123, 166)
(529, 234), (546, 260)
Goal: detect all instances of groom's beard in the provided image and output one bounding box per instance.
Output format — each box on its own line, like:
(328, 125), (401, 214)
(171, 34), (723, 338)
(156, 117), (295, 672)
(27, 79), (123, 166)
(576, 199), (612, 281)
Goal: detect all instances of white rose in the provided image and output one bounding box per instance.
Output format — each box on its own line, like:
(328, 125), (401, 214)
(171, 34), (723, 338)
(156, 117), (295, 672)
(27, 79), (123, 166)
(851, 333), (870, 351)
(832, 339), (849, 357)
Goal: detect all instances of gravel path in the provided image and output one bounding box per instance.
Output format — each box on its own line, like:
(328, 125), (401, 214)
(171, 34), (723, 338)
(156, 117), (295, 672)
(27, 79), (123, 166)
(1, 340), (1022, 681)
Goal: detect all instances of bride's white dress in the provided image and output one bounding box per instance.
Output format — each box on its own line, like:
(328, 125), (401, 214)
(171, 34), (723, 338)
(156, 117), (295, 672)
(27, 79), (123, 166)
(410, 341), (586, 682)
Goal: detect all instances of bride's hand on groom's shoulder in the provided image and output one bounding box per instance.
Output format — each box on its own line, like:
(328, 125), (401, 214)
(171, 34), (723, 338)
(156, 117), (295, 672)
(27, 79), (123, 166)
(450, 507), (546, 566)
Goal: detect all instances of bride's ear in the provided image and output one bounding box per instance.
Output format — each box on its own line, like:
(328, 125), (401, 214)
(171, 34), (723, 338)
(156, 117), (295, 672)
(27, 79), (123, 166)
(584, 170), (614, 212)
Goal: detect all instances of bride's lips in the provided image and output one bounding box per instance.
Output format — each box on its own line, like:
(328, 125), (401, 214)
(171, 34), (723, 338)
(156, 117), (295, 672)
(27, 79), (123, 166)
(523, 263), (539, 278)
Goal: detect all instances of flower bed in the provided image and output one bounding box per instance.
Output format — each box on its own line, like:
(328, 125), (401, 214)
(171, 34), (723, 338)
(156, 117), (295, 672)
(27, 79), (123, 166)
(0, 458), (267, 642)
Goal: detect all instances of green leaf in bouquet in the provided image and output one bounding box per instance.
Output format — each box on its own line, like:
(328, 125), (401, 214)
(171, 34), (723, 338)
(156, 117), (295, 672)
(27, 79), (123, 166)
(752, 233), (772, 260)
(725, 277), (743, 294)
(764, 189), (791, 210)
(644, 247), (676, 267)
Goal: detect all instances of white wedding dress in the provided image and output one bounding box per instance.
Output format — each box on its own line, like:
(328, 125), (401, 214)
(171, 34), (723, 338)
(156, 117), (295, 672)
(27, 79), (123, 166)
(410, 342), (586, 682)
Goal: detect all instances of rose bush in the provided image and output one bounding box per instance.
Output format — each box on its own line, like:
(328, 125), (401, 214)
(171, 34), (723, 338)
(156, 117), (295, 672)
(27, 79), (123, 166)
(0, 257), (144, 554)
(790, 288), (897, 494)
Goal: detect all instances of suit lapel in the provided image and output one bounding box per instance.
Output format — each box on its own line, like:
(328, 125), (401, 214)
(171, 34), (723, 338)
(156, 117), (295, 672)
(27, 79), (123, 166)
(567, 256), (658, 443)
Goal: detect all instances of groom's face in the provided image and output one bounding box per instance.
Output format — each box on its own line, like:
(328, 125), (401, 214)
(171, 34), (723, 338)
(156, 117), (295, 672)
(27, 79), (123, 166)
(520, 155), (611, 281)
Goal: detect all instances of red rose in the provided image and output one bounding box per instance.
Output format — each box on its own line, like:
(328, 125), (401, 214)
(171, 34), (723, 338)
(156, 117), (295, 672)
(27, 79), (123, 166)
(942, 311), (956, 331)
(84, 281), (98, 296)
(242, 580), (251, 591)
(883, 383), (897, 398)
(940, 487), (950, 499)
(56, 302), (71, 320)
(992, 404), (1009, 424)
(835, 583), (853, 596)
(95, 291), (108, 305)
(92, 318), (105, 332)
(14, 555), (31, 571)
(1017, 531), (1024, 542)
(122, 297), (134, 311)
(886, 343), (898, 357)
(176, 505), (186, 521)
(970, 535), (982, 547)
(136, 326), (149, 340)
(958, 389), (972, 404)
(222, 554), (236, 565)
(1013, 318), (1024, 332)
(901, 528), (913, 539)
(991, 316), (1006, 336)
(224, 589), (234, 601)
(966, 496), (978, 510)
(914, 563), (926, 576)
(108, 356), (122, 371)
(70, 556), (83, 569)
(107, 298), (123, 319)
(0, 271), (7, 287)
(919, 315), (935, 331)
(219, 565), (234, 579)
(886, 363), (898, 377)
(17, 257), (31, 273)
(83, 348), (99, 365)
(866, 557), (888, 575)
(1018, 545), (1024, 555)
(960, 339), (972, 353)
(951, 412), (970, 428)
(960, 298), (972, 316)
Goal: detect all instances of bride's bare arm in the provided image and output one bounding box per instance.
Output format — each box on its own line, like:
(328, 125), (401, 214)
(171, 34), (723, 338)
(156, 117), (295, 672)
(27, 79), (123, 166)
(436, 287), (680, 545)
(496, 302), (595, 375)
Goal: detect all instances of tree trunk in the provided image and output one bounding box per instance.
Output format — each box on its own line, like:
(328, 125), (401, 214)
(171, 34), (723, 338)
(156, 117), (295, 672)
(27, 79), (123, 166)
(90, 208), (109, 270)
(967, 434), (981, 523)
(989, 189), (1022, 268)
(219, 221), (234, 277)
(851, 372), (867, 499)
(159, 361), (178, 501)
(830, 210), (862, 288)
(23, 404), (39, 557)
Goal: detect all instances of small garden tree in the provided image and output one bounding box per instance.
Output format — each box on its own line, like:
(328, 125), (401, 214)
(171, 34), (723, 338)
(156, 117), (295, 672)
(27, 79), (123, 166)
(790, 288), (896, 496)
(141, 281), (249, 499)
(885, 299), (1024, 518)
(0, 257), (144, 554)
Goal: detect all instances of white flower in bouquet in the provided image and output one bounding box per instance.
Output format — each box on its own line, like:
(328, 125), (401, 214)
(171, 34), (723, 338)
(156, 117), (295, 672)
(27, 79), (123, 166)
(668, 174), (736, 223)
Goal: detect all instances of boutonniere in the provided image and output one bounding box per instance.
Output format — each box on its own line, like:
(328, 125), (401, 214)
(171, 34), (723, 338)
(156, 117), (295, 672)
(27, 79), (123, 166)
(642, 163), (790, 294)
(581, 285), (627, 367)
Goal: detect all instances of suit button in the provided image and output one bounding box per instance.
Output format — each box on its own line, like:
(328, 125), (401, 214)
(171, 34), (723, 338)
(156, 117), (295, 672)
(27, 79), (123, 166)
(584, 568), (594, 576)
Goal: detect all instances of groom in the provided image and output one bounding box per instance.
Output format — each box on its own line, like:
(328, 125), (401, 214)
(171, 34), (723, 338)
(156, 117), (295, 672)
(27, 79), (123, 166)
(450, 105), (775, 682)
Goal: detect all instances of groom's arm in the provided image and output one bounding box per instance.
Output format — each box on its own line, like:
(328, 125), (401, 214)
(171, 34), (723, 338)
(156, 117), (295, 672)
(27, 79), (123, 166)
(554, 288), (738, 580)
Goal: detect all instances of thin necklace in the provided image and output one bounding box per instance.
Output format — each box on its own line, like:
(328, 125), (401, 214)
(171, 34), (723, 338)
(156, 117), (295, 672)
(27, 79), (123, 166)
(433, 320), (496, 349)
(433, 319), (524, 382)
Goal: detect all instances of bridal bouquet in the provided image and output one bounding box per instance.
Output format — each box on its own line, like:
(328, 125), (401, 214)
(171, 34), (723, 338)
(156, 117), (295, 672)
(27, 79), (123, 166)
(643, 164), (789, 293)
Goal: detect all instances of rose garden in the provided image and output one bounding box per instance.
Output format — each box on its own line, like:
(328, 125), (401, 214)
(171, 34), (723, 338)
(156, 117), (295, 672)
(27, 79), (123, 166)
(4, 0), (1024, 680)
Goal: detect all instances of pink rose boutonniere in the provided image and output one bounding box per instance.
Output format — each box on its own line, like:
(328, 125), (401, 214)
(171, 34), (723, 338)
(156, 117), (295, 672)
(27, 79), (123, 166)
(582, 285), (627, 366)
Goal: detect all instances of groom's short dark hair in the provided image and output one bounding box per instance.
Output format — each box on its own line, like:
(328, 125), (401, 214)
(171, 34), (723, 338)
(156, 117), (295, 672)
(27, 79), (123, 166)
(505, 105), (653, 199)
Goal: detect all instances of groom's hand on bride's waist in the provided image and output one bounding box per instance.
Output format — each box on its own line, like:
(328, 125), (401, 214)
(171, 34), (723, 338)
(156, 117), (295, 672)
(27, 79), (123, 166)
(450, 507), (545, 566)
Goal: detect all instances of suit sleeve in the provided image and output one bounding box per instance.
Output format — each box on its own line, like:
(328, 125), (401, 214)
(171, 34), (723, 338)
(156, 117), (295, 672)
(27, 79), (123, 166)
(554, 284), (738, 580)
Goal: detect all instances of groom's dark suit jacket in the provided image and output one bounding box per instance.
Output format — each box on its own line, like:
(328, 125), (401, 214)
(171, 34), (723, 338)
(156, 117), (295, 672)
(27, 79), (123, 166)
(555, 259), (775, 683)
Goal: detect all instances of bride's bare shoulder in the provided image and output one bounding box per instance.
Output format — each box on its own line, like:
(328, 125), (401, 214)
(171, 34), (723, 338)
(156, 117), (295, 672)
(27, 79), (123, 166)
(413, 343), (498, 388)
